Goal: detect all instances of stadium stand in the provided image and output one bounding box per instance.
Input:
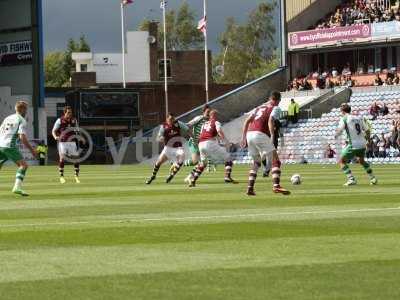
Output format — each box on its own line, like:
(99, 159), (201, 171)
(314, 0), (397, 29)
(232, 86), (400, 165)
(280, 86), (400, 164)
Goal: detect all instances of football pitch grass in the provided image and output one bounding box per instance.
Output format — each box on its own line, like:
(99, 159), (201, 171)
(0, 164), (399, 299)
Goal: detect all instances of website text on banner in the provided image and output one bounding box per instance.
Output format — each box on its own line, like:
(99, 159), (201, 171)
(289, 24), (371, 50)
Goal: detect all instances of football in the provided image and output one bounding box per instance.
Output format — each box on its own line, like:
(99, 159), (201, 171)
(291, 174), (301, 185)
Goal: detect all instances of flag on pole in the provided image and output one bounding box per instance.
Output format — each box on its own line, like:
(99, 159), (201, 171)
(160, 0), (167, 9)
(122, 0), (133, 5)
(197, 16), (207, 35)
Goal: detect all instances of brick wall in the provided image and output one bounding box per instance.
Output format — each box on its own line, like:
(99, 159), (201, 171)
(157, 50), (212, 85)
(71, 72), (96, 88)
(138, 83), (239, 128)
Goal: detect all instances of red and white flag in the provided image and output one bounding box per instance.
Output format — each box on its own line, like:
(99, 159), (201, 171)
(122, 0), (133, 5)
(197, 16), (207, 35)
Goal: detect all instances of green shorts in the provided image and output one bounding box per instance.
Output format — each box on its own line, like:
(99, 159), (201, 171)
(0, 147), (23, 164)
(341, 145), (365, 161)
(188, 140), (200, 155)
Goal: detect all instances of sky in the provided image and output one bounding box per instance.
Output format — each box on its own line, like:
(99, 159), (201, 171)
(43, 0), (280, 55)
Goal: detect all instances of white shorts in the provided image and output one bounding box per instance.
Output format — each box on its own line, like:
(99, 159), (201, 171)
(199, 140), (230, 163)
(161, 146), (185, 163)
(58, 142), (79, 157)
(246, 131), (275, 162)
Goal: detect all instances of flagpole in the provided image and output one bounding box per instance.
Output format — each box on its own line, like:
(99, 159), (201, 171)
(203, 0), (209, 103)
(162, 1), (169, 117)
(120, 2), (127, 89)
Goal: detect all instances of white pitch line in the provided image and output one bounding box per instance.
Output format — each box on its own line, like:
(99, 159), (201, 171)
(0, 206), (400, 229)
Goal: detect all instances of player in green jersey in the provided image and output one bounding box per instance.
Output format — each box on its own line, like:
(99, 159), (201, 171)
(185, 105), (210, 166)
(0, 101), (38, 196)
(335, 103), (378, 186)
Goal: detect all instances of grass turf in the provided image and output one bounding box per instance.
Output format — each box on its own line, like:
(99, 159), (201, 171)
(0, 164), (399, 299)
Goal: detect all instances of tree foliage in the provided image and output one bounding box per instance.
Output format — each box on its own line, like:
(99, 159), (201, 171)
(138, 1), (203, 50)
(44, 52), (68, 87)
(44, 34), (91, 87)
(213, 1), (278, 84)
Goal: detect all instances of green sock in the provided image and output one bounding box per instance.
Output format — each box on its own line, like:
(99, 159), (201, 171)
(184, 159), (193, 166)
(341, 165), (354, 180)
(16, 168), (26, 181)
(362, 162), (374, 179)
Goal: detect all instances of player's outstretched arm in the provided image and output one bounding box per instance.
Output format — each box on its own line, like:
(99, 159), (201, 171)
(186, 116), (202, 129)
(20, 133), (37, 157)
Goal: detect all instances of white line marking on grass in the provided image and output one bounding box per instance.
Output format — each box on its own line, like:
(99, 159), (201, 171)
(140, 207), (400, 222)
(1, 207), (400, 229)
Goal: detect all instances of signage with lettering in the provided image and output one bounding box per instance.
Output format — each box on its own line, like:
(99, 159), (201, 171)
(288, 24), (371, 50)
(0, 40), (32, 66)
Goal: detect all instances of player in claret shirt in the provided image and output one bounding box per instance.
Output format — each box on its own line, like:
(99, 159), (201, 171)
(185, 109), (237, 187)
(52, 106), (81, 184)
(146, 113), (189, 184)
(241, 91), (290, 196)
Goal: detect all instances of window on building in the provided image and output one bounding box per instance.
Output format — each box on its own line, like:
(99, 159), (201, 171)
(158, 59), (172, 79)
(81, 64), (88, 72)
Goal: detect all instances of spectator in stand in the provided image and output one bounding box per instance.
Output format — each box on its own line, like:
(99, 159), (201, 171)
(380, 103), (389, 116)
(345, 75), (355, 87)
(288, 99), (300, 124)
(395, 100), (400, 114)
(324, 144), (336, 159)
(316, 76), (325, 89)
(384, 72), (394, 85)
(342, 62), (352, 76)
(305, 79), (313, 90)
(374, 73), (383, 86)
(384, 77), (394, 86)
(390, 120), (399, 149)
(297, 79), (304, 91)
(366, 139), (374, 158)
(394, 73), (400, 85)
(325, 77), (335, 89)
(377, 133), (387, 158)
(368, 65), (375, 74)
(370, 101), (380, 120)
(315, 0), (399, 30)
(371, 134), (380, 157)
(332, 67), (338, 77)
(397, 120), (400, 148)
